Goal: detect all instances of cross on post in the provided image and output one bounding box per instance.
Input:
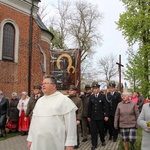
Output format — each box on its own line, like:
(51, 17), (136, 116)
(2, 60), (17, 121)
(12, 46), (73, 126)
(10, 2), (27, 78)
(116, 55), (124, 92)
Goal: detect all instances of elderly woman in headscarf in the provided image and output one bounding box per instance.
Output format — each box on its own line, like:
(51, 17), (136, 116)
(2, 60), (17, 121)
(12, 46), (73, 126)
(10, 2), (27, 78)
(17, 91), (30, 136)
(6, 92), (19, 133)
(114, 92), (139, 150)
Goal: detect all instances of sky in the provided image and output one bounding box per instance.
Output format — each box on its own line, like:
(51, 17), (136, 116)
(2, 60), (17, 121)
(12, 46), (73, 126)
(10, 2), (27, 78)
(39, 0), (128, 66)
(92, 0), (127, 65)
(39, 0), (128, 84)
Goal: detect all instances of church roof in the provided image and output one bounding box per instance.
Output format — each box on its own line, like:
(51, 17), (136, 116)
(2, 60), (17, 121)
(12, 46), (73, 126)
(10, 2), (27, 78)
(36, 15), (54, 40)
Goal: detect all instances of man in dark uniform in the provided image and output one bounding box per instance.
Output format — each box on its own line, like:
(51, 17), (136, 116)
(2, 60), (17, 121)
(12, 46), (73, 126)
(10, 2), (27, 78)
(68, 85), (83, 149)
(80, 84), (92, 142)
(105, 82), (121, 142)
(88, 82), (109, 150)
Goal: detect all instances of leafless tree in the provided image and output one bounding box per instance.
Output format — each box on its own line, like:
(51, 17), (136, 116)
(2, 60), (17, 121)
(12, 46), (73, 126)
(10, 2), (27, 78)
(38, 0), (103, 61)
(80, 57), (95, 89)
(68, 1), (103, 61)
(38, 1), (104, 89)
(38, 1), (70, 49)
(50, 1), (71, 48)
(96, 53), (118, 83)
(38, 2), (51, 25)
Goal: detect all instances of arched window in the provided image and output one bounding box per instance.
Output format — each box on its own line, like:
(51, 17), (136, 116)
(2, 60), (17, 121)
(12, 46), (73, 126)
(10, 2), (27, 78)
(0, 19), (19, 63)
(2, 23), (15, 61)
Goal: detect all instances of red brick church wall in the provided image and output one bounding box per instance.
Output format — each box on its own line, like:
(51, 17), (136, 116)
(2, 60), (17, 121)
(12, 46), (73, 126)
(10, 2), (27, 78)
(0, 4), (51, 98)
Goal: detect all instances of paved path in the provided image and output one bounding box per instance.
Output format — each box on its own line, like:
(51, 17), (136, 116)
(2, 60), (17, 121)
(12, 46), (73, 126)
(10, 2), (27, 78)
(0, 134), (120, 150)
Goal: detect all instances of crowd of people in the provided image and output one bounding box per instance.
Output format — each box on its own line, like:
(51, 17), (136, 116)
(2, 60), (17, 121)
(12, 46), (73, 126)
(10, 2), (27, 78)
(69, 81), (146, 150)
(0, 76), (149, 150)
(0, 85), (43, 138)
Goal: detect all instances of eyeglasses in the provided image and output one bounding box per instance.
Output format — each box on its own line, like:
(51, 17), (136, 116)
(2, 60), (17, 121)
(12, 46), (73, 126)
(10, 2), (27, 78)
(41, 82), (53, 86)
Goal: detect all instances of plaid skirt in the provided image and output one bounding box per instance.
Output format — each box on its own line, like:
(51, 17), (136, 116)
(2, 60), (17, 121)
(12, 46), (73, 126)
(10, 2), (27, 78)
(120, 128), (137, 142)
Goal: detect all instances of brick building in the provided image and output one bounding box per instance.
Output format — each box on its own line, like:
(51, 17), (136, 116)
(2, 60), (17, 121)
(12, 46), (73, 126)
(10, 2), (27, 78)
(0, 0), (54, 98)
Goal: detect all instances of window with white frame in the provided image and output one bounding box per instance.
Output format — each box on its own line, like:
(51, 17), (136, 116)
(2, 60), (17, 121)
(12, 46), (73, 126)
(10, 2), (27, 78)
(0, 19), (19, 63)
(2, 23), (15, 61)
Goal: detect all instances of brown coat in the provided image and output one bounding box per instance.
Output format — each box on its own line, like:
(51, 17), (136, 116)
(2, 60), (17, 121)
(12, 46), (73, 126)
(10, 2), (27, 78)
(114, 100), (139, 129)
(25, 94), (43, 119)
(68, 95), (83, 120)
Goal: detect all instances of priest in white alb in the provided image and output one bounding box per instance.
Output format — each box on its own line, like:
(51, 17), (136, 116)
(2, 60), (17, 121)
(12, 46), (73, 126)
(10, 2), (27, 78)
(27, 75), (77, 150)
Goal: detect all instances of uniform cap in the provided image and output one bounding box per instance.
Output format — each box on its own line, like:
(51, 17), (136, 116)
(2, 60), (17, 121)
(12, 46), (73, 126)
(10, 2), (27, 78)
(85, 84), (91, 90)
(108, 83), (116, 88)
(33, 85), (41, 89)
(92, 81), (100, 88)
(69, 85), (77, 91)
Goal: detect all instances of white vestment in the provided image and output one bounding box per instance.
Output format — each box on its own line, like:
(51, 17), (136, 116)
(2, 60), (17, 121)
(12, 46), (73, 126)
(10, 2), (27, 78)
(27, 91), (77, 150)
(137, 103), (150, 150)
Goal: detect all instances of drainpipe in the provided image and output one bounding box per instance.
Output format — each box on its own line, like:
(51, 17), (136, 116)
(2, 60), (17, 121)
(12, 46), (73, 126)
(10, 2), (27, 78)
(28, 0), (34, 96)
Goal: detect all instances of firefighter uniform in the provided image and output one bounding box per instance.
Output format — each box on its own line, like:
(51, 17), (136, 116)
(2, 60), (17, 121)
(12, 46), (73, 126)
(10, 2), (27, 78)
(88, 82), (109, 150)
(106, 83), (121, 141)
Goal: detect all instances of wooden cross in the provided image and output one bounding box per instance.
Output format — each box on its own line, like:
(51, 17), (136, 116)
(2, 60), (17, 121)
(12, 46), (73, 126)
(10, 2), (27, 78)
(116, 55), (124, 92)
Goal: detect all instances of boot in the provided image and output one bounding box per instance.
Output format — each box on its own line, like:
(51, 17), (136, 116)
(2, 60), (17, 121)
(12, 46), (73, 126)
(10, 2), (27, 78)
(2, 130), (7, 138)
(21, 132), (27, 136)
(8, 130), (12, 134)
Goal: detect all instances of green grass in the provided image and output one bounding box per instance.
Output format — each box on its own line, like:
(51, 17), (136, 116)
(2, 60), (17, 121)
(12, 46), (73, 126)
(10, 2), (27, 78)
(118, 128), (142, 150)
(0, 130), (21, 141)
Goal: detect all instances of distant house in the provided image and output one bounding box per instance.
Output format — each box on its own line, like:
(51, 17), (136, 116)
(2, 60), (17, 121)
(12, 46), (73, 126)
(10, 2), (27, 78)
(0, 0), (54, 97)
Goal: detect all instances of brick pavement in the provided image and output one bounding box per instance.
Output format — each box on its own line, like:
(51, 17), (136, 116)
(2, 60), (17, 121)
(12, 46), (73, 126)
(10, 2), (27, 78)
(0, 134), (120, 150)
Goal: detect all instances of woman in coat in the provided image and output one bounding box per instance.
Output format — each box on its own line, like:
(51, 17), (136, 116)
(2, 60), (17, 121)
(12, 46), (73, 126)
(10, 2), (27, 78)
(17, 91), (30, 136)
(114, 92), (139, 150)
(0, 90), (9, 137)
(137, 102), (150, 150)
(6, 92), (19, 133)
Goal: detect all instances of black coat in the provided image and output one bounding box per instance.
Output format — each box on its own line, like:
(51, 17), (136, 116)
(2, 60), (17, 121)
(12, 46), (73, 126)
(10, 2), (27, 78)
(9, 98), (19, 122)
(88, 93), (109, 120)
(0, 96), (9, 127)
(106, 91), (121, 116)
